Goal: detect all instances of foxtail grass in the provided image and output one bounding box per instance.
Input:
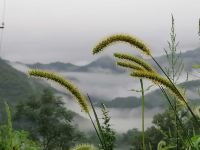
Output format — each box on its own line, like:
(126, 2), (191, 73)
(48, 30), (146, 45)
(150, 55), (200, 126)
(140, 79), (146, 150)
(116, 61), (145, 71)
(92, 32), (199, 148)
(130, 71), (186, 106)
(28, 69), (90, 113)
(114, 53), (155, 72)
(87, 94), (107, 150)
(28, 70), (108, 149)
(93, 34), (151, 56)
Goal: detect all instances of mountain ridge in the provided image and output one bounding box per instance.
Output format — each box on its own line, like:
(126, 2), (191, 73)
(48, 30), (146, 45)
(25, 47), (200, 73)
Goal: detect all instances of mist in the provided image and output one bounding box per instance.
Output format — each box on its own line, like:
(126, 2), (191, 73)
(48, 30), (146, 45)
(58, 93), (162, 133)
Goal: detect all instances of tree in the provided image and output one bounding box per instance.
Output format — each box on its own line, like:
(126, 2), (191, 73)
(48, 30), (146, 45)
(122, 128), (142, 150)
(14, 89), (85, 150)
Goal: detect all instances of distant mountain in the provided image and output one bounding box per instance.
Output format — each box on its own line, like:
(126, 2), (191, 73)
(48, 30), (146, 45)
(148, 47), (200, 72)
(27, 56), (124, 73)
(26, 47), (200, 74)
(27, 62), (79, 72)
(98, 79), (200, 109)
(75, 56), (124, 73)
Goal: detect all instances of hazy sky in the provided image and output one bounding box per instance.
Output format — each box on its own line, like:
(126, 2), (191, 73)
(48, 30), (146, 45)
(0, 0), (200, 64)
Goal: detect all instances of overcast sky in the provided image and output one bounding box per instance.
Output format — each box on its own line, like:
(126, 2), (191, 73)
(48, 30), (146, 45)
(0, 0), (200, 64)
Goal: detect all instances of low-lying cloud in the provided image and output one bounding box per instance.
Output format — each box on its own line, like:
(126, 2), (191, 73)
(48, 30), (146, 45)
(59, 93), (162, 133)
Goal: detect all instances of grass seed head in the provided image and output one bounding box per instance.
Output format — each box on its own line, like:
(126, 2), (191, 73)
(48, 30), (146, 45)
(28, 69), (90, 113)
(117, 61), (145, 71)
(114, 53), (155, 72)
(130, 71), (187, 106)
(93, 34), (152, 56)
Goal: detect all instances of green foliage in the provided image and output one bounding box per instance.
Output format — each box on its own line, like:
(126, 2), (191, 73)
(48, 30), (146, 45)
(120, 126), (164, 150)
(100, 104), (116, 150)
(122, 128), (143, 150)
(121, 107), (200, 150)
(152, 106), (200, 149)
(190, 135), (200, 149)
(14, 89), (85, 150)
(145, 127), (164, 150)
(0, 102), (42, 150)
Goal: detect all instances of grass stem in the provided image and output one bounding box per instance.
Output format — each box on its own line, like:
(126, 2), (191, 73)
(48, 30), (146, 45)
(140, 79), (146, 150)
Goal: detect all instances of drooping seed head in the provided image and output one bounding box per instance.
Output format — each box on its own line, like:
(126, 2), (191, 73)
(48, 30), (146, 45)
(117, 61), (145, 71)
(114, 53), (155, 72)
(93, 34), (152, 56)
(130, 71), (187, 106)
(28, 69), (90, 113)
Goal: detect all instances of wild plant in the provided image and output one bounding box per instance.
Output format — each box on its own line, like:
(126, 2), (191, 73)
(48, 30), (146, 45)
(116, 61), (145, 71)
(28, 70), (109, 150)
(93, 34), (151, 56)
(161, 14), (188, 149)
(93, 35), (154, 150)
(164, 15), (184, 83)
(28, 70), (90, 113)
(92, 34), (188, 103)
(92, 31), (200, 116)
(92, 31), (199, 149)
(114, 53), (155, 72)
(100, 104), (116, 150)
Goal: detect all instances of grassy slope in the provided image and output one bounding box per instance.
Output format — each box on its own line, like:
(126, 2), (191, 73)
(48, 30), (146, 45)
(0, 58), (50, 106)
